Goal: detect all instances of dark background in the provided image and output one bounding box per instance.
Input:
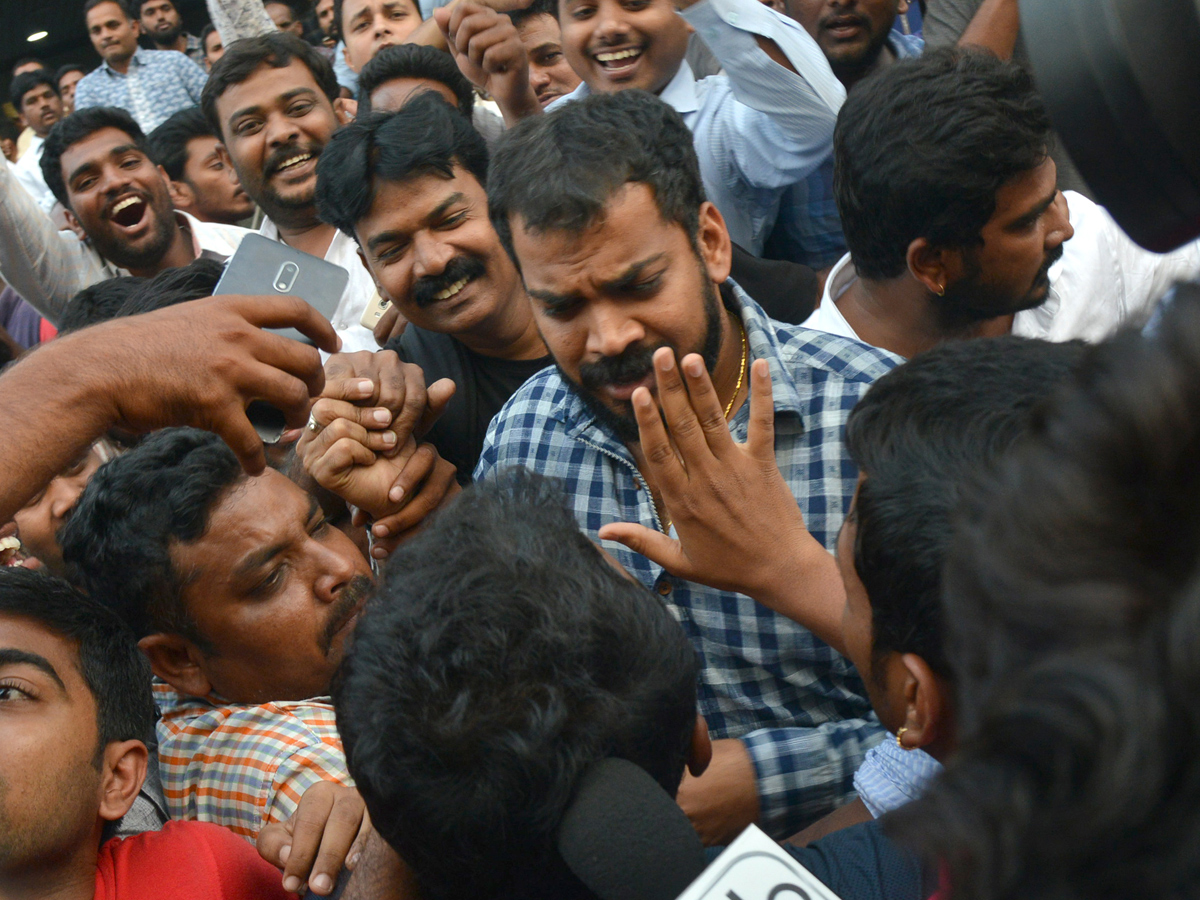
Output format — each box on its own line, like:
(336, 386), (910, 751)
(2, 0), (211, 115)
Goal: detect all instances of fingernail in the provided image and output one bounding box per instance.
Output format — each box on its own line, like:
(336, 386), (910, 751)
(372, 546), (388, 559)
(283, 876), (301, 893)
(348, 851), (361, 868)
(355, 379), (374, 394)
(373, 409), (392, 424)
(389, 484), (405, 502)
(656, 352), (674, 371)
(382, 431), (397, 446)
(373, 523), (390, 537)
(279, 844), (291, 865)
(684, 358), (704, 377)
(633, 389), (653, 408)
(312, 874), (333, 893)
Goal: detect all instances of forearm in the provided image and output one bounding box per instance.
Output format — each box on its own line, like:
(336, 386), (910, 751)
(0, 159), (99, 323)
(743, 718), (885, 838)
(206, 0), (276, 41)
(752, 538), (848, 657)
(957, 0), (1019, 59)
(341, 833), (418, 900)
(0, 334), (118, 521)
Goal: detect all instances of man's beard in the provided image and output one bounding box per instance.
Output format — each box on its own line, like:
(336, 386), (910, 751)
(90, 190), (177, 272)
(255, 140), (323, 222)
(826, 23), (892, 83)
(151, 22), (183, 46)
(558, 269), (725, 444)
(932, 243), (1065, 332)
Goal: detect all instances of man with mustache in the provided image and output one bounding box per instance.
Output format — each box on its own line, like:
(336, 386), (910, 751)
(316, 95), (551, 482)
(0, 106), (249, 324)
(478, 91), (898, 845)
(804, 49), (1200, 358)
(9, 70), (66, 214)
(60, 427), (374, 841)
(202, 32), (382, 352)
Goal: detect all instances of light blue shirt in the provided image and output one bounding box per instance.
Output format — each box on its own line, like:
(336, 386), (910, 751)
(852, 734), (943, 817)
(550, 0), (845, 255)
(74, 48), (208, 134)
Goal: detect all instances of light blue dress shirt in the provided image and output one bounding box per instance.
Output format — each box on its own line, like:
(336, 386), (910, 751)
(73, 48), (208, 134)
(549, 0), (845, 255)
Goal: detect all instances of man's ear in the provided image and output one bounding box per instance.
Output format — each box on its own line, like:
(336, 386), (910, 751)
(896, 652), (949, 752)
(686, 714), (713, 778)
(696, 200), (733, 286)
(161, 170), (196, 213)
(906, 237), (962, 297)
(98, 739), (149, 822)
(139, 633), (213, 699)
(334, 96), (358, 126)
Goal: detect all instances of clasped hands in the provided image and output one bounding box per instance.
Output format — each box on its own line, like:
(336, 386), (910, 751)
(296, 351), (461, 559)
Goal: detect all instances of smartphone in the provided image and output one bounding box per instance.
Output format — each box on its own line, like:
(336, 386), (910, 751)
(214, 234), (351, 442)
(214, 233), (350, 344)
(360, 289), (390, 330)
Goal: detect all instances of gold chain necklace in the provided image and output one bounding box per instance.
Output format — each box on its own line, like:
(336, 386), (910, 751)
(659, 321), (749, 534)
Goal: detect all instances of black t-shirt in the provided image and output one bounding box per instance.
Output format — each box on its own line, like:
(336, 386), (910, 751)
(783, 819), (933, 900)
(385, 326), (551, 483)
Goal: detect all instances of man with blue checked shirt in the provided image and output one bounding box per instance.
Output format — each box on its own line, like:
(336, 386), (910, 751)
(480, 91), (898, 844)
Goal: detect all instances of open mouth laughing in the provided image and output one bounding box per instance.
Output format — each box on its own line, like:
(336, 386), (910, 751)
(107, 194), (149, 230)
(593, 45), (644, 78)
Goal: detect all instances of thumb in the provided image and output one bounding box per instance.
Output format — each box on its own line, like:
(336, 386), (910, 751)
(418, 378), (457, 437)
(598, 523), (688, 573)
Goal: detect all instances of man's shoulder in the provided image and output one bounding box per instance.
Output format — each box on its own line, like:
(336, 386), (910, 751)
(761, 310), (901, 390)
(490, 365), (574, 430)
(97, 820), (291, 898)
(157, 686), (340, 747)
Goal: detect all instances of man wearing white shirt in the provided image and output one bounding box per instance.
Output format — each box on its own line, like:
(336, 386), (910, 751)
(0, 106), (249, 326)
(802, 50), (1200, 358)
(201, 32), (381, 353)
(9, 71), (65, 215)
(547, 0), (846, 255)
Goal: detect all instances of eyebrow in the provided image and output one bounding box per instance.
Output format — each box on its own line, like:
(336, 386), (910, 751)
(366, 192), (467, 253)
(1006, 189), (1059, 232)
(66, 143), (142, 188)
(231, 495), (321, 580)
(227, 88), (319, 127)
(0, 648), (66, 693)
(530, 253), (668, 307)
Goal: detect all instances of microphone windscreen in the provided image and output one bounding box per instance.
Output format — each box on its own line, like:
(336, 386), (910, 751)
(556, 758), (708, 900)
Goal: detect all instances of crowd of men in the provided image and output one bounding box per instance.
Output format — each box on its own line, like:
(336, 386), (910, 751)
(2, 0), (1199, 898)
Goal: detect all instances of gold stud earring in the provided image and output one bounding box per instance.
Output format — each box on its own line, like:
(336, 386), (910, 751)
(934, 283), (946, 297)
(896, 726), (910, 749)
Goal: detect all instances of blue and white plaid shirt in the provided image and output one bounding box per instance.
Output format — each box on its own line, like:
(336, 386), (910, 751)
(74, 48), (208, 133)
(475, 283), (899, 835)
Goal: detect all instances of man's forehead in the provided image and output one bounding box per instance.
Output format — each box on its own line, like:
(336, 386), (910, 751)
(62, 127), (143, 169)
(88, 1), (128, 23)
(0, 615), (78, 683)
(216, 60), (324, 113)
(365, 166), (481, 228)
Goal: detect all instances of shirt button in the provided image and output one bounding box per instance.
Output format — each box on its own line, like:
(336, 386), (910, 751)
(656, 579), (672, 596)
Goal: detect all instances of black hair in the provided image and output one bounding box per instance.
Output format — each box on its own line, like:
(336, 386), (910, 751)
(0, 117), (20, 143)
(332, 0), (422, 42)
(58, 276), (147, 334)
(315, 93), (489, 241)
(131, 0), (175, 14)
(40, 106), (150, 209)
(11, 57), (48, 76)
(55, 63), (88, 83)
(844, 337), (1085, 682)
(10, 70), (60, 110)
(834, 48), (1052, 281)
(147, 107), (216, 182)
(84, 0), (132, 19)
(356, 43), (474, 116)
(0, 568), (155, 754)
(117, 258), (224, 317)
(507, 0), (557, 29)
(60, 428), (243, 644)
(488, 90), (705, 268)
(890, 285), (1200, 899)
(201, 31), (340, 139)
(201, 23), (218, 49)
(334, 471), (698, 900)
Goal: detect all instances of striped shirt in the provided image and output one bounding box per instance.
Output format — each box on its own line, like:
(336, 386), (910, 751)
(153, 682), (351, 841)
(475, 283), (898, 836)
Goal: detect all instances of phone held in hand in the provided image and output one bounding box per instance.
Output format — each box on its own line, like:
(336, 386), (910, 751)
(214, 234), (352, 442)
(360, 290), (391, 330)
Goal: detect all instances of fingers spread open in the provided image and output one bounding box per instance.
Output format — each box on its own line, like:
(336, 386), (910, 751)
(597, 523), (688, 574)
(680, 352), (736, 455)
(745, 359), (776, 463)
(631, 385), (686, 493)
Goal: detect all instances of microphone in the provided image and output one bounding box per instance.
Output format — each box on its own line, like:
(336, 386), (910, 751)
(557, 758), (708, 900)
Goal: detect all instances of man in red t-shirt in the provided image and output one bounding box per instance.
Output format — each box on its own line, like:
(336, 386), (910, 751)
(0, 566), (292, 900)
